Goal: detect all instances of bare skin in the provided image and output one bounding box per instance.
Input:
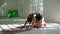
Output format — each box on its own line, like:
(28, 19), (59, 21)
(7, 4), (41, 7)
(24, 13), (45, 29)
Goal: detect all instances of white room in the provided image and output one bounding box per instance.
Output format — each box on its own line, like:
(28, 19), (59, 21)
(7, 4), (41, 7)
(0, 0), (60, 34)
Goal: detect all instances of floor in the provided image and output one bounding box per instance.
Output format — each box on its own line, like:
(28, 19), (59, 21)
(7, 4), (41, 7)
(0, 23), (60, 34)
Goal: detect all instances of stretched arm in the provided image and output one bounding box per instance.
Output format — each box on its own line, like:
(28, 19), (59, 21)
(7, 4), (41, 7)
(24, 21), (28, 26)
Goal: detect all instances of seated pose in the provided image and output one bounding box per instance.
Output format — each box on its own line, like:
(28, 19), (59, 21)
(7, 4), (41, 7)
(24, 13), (46, 28)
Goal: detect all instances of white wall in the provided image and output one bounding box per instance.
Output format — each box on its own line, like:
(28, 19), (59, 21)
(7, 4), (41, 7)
(43, 0), (60, 23)
(18, 0), (30, 19)
(7, 0), (18, 9)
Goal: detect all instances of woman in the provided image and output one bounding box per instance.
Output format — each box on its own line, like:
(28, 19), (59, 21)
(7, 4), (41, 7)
(32, 13), (43, 28)
(24, 13), (46, 28)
